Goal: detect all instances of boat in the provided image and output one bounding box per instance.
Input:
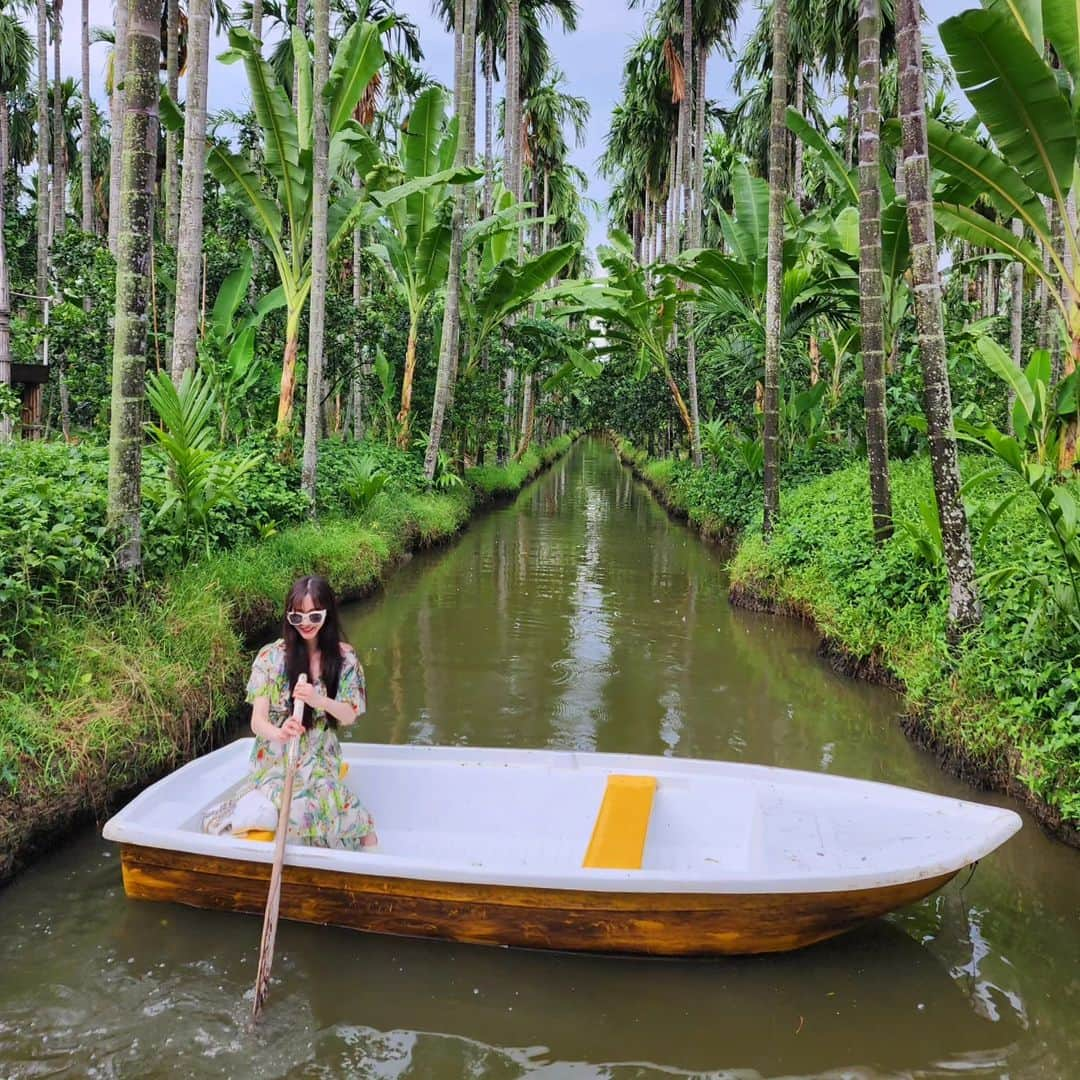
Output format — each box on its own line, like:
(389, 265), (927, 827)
(101, 740), (1022, 956)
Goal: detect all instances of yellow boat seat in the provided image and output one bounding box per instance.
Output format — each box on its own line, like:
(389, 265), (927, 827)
(582, 774), (657, 870)
(234, 761), (350, 841)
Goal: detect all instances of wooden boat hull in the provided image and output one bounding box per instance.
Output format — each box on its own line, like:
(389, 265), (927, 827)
(119, 842), (956, 956)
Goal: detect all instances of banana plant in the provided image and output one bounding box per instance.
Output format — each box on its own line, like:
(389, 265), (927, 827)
(365, 86), (482, 447)
(916, 1), (1080, 464)
(661, 163), (859, 376)
(208, 23), (474, 437)
(551, 230), (696, 438)
(197, 252), (287, 441)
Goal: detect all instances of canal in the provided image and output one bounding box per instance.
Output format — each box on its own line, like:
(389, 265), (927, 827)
(1, 438), (1077, 1077)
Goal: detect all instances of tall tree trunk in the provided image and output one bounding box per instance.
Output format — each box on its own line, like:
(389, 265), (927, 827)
(165, 0), (180, 247)
(107, 0), (160, 574)
(252, 0), (263, 46)
(51, 1), (65, 241)
(293, 0), (307, 108)
(0, 94), (10, 442)
(484, 36), (493, 217)
(763, 0), (789, 539)
(300, 0), (329, 504)
(108, 0), (127, 253)
(352, 175), (365, 439)
(858, 0), (892, 542)
(36, 0), (48, 296)
(845, 80), (856, 169)
(897, 0), (980, 636)
(694, 45), (706, 250)
(680, 0), (701, 466)
(80, 0), (92, 234)
(426, 0), (476, 480)
(506, 0), (521, 209)
(170, 0), (210, 384)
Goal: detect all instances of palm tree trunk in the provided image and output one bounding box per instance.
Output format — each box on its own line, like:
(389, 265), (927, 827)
(170, 0), (210, 384)
(107, 0), (160, 574)
(858, 0), (892, 542)
(694, 44), (705, 250)
(301, 0), (330, 504)
(165, 0), (180, 248)
(352, 174), (365, 439)
(507, 0), (521, 208)
(426, 0), (476, 480)
(251, 0), (263, 45)
(763, 0), (788, 539)
(80, 0), (92, 234)
(897, 0), (980, 636)
(108, 0), (127, 254)
(293, 0), (307, 108)
(680, 0), (701, 467)
(51, 2), (65, 240)
(483, 37), (493, 217)
(35, 0), (48, 295)
(793, 62), (804, 209)
(0, 94), (10, 442)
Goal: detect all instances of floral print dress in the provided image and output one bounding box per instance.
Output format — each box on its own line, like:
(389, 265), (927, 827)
(202, 639), (376, 850)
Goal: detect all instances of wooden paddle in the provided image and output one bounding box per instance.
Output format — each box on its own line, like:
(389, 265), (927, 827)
(251, 673), (306, 1022)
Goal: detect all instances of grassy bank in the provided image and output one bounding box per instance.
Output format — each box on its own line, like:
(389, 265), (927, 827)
(728, 458), (1080, 845)
(0, 433), (576, 883)
(613, 433), (1080, 845)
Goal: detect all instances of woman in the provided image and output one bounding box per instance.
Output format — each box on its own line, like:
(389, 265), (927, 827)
(203, 575), (378, 850)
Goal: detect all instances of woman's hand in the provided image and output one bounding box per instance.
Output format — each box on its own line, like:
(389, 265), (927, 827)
(277, 715), (305, 742)
(293, 680), (330, 711)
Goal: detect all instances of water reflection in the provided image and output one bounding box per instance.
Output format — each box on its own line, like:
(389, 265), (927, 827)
(0, 438), (1077, 1077)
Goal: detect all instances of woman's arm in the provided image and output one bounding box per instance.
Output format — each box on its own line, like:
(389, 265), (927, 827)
(294, 679), (358, 727)
(250, 696), (302, 742)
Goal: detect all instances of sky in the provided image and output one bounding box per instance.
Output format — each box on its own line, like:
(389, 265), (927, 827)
(65, 0), (972, 251)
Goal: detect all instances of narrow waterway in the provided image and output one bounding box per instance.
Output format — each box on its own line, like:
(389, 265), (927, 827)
(2, 438), (1078, 1078)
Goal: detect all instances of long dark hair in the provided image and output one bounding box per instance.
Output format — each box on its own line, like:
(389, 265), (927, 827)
(282, 575), (346, 729)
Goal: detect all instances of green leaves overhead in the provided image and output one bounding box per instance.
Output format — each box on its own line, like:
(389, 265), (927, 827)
(980, 0), (1042, 48)
(1043, 0), (1080, 92)
(786, 108), (857, 204)
(935, 203), (1051, 291)
(939, 8), (1076, 199)
(925, 119), (1050, 238)
(325, 19), (386, 136)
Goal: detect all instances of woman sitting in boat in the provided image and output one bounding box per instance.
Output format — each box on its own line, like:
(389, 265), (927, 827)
(202, 575), (378, 850)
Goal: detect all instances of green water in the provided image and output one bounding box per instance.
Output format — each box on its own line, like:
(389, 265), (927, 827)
(1, 438), (1077, 1077)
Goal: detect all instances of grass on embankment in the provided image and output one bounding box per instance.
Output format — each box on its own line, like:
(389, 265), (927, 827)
(612, 431), (1080, 841)
(727, 457), (1080, 841)
(0, 435), (575, 882)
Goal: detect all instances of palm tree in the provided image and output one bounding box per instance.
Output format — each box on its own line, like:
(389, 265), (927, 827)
(762, 0), (788, 539)
(896, 0), (979, 634)
(170, 0), (209, 383)
(108, 0), (160, 573)
(0, 11), (32, 441)
(300, 0), (330, 502)
(858, 0), (891, 541)
(50, 0), (64, 240)
(35, 0), (47, 290)
(164, 0), (180, 245)
(426, 0), (477, 481)
(80, 0), (90, 233)
(107, 0), (125, 253)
